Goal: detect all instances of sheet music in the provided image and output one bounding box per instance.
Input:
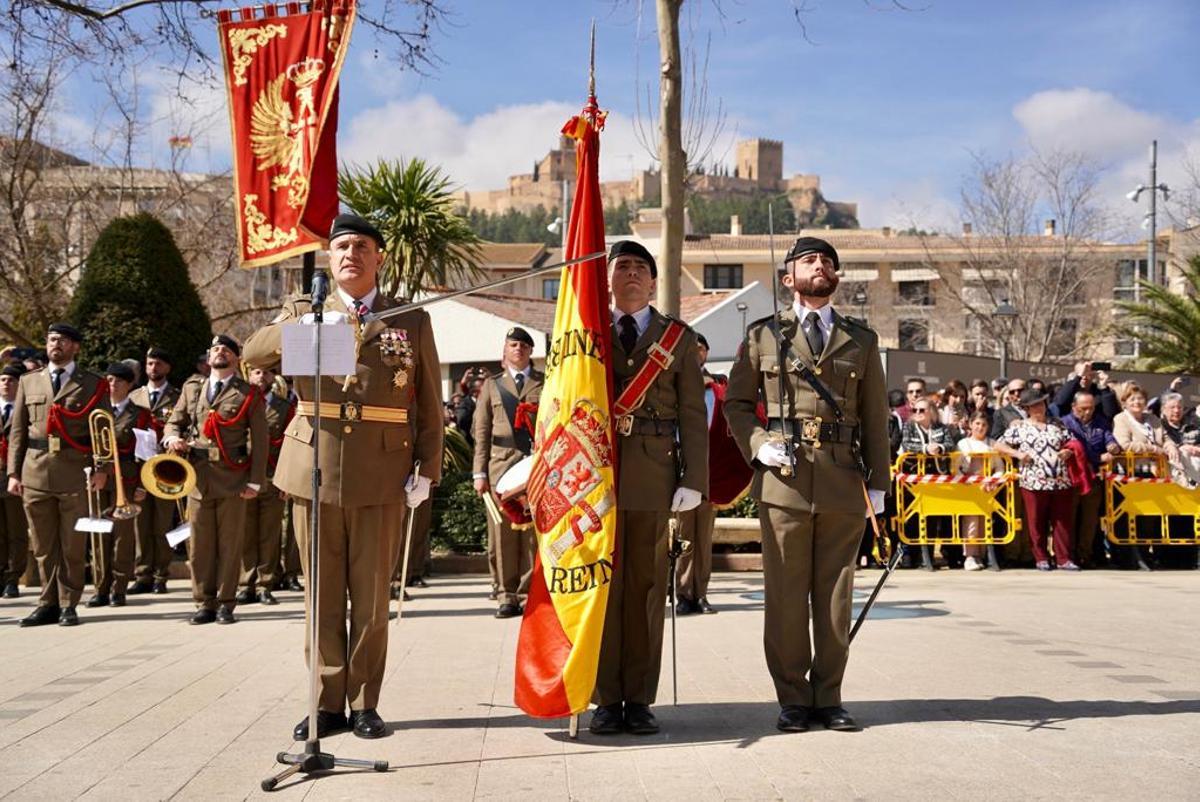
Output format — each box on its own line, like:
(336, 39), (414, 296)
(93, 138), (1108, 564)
(280, 321), (358, 376)
(133, 428), (159, 461)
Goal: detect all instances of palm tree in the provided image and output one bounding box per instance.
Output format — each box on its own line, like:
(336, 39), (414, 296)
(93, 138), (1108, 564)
(1114, 255), (1200, 373)
(338, 159), (485, 299)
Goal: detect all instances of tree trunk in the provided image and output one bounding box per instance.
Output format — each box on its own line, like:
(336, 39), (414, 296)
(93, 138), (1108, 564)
(655, 0), (684, 317)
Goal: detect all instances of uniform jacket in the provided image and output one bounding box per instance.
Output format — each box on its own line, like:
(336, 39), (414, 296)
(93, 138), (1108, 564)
(611, 307), (708, 510)
(8, 365), (107, 494)
(109, 397), (153, 490)
(472, 368), (543, 487)
(724, 305), (890, 513)
(242, 291), (444, 508)
(130, 382), (180, 437)
(259, 392), (294, 488)
(163, 374), (268, 500)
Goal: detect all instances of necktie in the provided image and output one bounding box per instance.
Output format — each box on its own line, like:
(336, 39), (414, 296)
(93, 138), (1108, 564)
(210, 380), (224, 403)
(51, 368), (64, 394)
(515, 372), (525, 392)
(150, 390), (160, 409)
(2, 404), (9, 424)
(352, 299), (369, 321)
(804, 311), (825, 358)
(618, 314), (638, 354)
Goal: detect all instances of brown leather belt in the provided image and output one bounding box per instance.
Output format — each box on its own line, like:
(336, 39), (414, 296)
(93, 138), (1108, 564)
(767, 418), (858, 448)
(296, 401), (408, 424)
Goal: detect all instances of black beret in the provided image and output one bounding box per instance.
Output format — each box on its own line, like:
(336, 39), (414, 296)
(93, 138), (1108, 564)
(105, 362), (135, 382)
(210, 334), (240, 356)
(696, 333), (710, 350)
(1, 363), (26, 378)
(329, 213), (385, 250)
(783, 236), (840, 270)
(608, 240), (657, 278)
(505, 326), (534, 347)
(145, 347), (172, 364)
(48, 322), (83, 343)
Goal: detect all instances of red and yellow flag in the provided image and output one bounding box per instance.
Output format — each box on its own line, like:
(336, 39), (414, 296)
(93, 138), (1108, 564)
(514, 98), (616, 718)
(217, 0), (355, 267)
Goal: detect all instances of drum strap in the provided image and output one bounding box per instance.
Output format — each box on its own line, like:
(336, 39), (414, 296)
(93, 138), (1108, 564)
(495, 377), (532, 455)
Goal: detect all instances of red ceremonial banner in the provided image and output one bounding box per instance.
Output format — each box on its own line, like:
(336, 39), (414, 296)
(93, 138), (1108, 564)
(218, 1), (355, 267)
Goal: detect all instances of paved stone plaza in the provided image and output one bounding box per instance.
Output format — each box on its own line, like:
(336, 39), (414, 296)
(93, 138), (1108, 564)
(0, 568), (1196, 800)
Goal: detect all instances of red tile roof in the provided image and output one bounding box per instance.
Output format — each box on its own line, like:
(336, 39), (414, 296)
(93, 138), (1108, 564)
(477, 242), (548, 269)
(451, 292), (557, 332)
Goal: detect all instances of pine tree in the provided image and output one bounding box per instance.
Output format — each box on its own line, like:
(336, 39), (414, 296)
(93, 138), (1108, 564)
(67, 213), (212, 380)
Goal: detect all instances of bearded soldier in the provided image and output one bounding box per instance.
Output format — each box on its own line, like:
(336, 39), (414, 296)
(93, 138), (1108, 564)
(724, 237), (889, 734)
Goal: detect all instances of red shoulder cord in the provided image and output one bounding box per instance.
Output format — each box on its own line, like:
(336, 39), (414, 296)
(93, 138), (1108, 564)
(514, 401), (539, 434)
(47, 381), (110, 453)
(268, 401), (295, 469)
(201, 389), (260, 471)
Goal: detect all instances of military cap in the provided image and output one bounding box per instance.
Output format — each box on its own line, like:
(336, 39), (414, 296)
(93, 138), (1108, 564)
(146, 347), (172, 364)
(48, 322), (83, 343)
(608, 240), (657, 278)
(329, 213), (385, 250)
(505, 326), (534, 347)
(1, 363), (26, 379)
(783, 236), (840, 271)
(210, 334), (241, 356)
(105, 362), (136, 382)
(696, 333), (710, 350)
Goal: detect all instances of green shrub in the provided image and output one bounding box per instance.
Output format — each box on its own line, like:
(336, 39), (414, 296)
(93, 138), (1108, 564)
(431, 470), (488, 553)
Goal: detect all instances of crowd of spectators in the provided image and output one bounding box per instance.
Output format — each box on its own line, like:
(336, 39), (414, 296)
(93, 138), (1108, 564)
(884, 363), (1200, 572)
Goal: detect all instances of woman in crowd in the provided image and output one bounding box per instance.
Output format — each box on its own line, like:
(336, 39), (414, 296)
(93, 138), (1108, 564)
(956, 411), (1008, 571)
(901, 398), (961, 568)
(1112, 382), (1177, 476)
(997, 388), (1080, 571)
(939, 379), (970, 428)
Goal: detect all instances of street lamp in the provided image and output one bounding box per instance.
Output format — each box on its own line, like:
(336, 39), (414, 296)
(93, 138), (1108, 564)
(992, 300), (1019, 378)
(736, 301), (748, 332)
(1127, 140), (1171, 291)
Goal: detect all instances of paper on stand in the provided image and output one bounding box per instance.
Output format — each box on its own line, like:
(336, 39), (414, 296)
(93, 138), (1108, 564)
(281, 321), (358, 377)
(133, 428), (159, 461)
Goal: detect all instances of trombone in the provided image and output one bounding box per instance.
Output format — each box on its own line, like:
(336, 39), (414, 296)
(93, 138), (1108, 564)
(88, 409), (142, 520)
(140, 452), (196, 522)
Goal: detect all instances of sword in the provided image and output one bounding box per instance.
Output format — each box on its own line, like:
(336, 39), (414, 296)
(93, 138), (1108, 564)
(849, 482), (900, 643)
(666, 512), (689, 705)
(395, 460), (420, 625)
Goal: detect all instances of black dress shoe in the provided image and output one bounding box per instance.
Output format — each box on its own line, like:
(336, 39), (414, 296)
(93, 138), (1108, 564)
(20, 605), (61, 627)
(495, 602), (522, 619)
(3, 582), (18, 598)
(588, 703), (623, 735)
(293, 710), (348, 741)
(86, 593), (110, 608)
(111, 594), (126, 607)
(406, 576), (428, 588)
(675, 598), (698, 615)
(216, 606), (236, 624)
(235, 588), (256, 604)
(258, 589), (278, 605)
(487, 589), (498, 601)
(58, 607), (79, 626)
(776, 705), (811, 733)
(287, 577), (304, 592)
(126, 582), (153, 595)
(811, 706), (860, 732)
(190, 608), (217, 625)
(349, 708), (387, 739)
(624, 703), (660, 734)
(152, 581), (168, 594)
(697, 597), (716, 614)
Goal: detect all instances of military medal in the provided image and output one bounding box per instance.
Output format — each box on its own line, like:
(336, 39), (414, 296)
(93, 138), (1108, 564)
(379, 328), (414, 390)
(393, 369), (408, 389)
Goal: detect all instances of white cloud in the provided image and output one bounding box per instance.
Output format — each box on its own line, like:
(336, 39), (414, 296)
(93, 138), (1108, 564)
(340, 94), (656, 189)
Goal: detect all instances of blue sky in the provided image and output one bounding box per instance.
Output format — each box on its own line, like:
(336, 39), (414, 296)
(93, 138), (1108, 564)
(57, 0), (1199, 236)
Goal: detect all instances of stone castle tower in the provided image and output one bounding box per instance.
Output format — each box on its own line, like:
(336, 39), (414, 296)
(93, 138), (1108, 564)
(735, 139), (783, 190)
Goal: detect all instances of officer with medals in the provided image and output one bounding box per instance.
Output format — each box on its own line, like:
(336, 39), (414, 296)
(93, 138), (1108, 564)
(243, 213), (444, 741)
(0, 363), (29, 599)
(724, 237), (889, 733)
(86, 362), (151, 608)
(129, 347), (181, 594)
(472, 326), (542, 619)
(7, 323), (109, 627)
(236, 364), (292, 606)
(590, 240), (708, 736)
(162, 335), (268, 625)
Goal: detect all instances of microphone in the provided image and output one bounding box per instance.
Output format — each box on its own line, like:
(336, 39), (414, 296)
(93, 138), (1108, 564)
(310, 270), (329, 307)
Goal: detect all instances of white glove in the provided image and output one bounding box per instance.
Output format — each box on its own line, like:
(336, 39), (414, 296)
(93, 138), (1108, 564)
(670, 487), (703, 512)
(755, 441), (790, 468)
(405, 473), (431, 507)
(866, 489), (885, 518)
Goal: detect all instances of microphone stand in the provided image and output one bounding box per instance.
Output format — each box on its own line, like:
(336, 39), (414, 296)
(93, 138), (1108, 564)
(263, 260), (388, 791)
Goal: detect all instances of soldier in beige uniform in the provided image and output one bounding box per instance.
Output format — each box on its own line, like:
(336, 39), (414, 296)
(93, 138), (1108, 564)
(472, 326), (542, 618)
(128, 347), (180, 594)
(0, 363), (29, 598)
(243, 214), (443, 741)
(162, 335), (268, 625)
(724, 237), (889, 733)
(86, 362), (151, 608)
(590, 240), (708, 736)
(236, 365), (292, 606)
(8, 323), (109, 627)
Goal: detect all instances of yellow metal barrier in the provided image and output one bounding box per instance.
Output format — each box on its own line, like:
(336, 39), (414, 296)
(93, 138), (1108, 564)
(1102, 452), (1200, 545)
(891, 451), (1020, 546)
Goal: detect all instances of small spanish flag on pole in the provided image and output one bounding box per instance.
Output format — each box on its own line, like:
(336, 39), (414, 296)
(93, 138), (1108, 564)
(514, 25), (616, 722)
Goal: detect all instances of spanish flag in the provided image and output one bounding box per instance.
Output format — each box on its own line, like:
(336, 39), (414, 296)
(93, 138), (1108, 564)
(514, 96), (616, 718)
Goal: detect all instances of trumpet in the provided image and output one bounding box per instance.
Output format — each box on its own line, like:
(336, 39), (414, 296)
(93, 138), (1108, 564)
(88, 409), (141, 520)
(140, 452), (196, 522)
